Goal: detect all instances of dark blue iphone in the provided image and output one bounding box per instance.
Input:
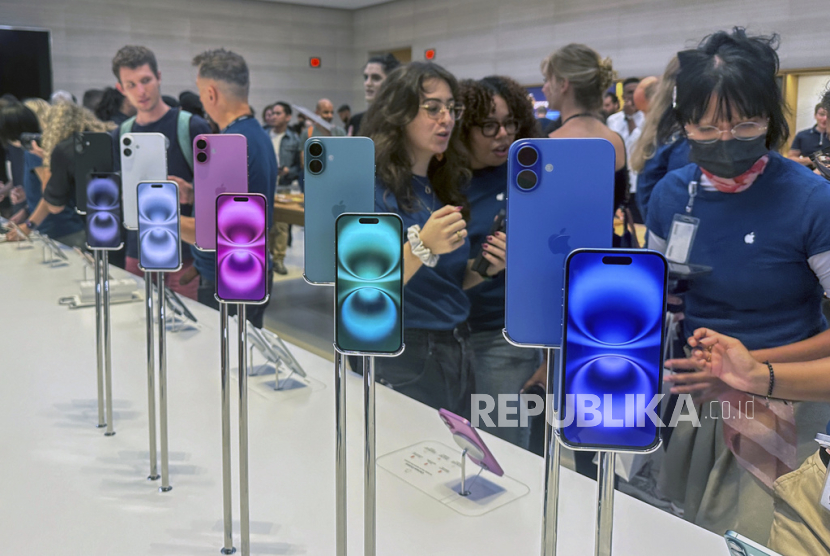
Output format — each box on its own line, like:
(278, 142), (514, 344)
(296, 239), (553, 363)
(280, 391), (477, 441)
(335, 213), (403, 354)
(504, 138), (615, 347)
(557, 249), (667, 452)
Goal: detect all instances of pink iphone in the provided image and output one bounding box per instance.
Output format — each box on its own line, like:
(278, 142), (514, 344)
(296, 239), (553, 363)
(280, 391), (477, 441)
(215, 193), (268, 304)
(438, 408), (504, 476)
(193, 134), (248, 251)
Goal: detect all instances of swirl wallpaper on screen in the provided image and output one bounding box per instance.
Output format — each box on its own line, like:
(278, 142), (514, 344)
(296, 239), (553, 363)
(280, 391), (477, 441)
(137, 182), (180, 271)
(86, 176), (122, 249)
(560, 251), (666, 450)
(216, 194), (267, 302)
(336, 215), (402, 354)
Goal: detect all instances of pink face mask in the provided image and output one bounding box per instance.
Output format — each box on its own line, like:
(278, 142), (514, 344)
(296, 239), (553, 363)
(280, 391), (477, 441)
(700, 154), (770, 193)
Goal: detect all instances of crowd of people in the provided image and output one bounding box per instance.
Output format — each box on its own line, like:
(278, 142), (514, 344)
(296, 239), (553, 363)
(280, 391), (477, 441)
(2, 26), (830, 554)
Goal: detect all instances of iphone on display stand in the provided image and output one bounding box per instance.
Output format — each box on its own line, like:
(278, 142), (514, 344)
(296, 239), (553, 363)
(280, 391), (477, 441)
(438, 408), (504, 477)
(724, 531), (784, 556)
(85, 173), (124, 251)
(192, 134), (248, 251)
(303, 137), (375, 285)
(136, 181), (181, 272)
(73, 131), (113, 215)
(504, 138), (615, 347)
(215, 193), (268, 304)
(334, 213), (403, 355)
(556, 249), (667, 452)
(120, 132), (168, 230)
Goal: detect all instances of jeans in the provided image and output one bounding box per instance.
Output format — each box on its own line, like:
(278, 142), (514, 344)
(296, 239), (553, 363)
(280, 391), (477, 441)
(375, 324), (474, 418)
(469, 327), (543, 449)
(197, 269), (273, 329)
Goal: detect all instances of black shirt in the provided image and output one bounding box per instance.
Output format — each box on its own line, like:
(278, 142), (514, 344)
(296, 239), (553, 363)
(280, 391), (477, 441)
(43, 138), (77, 207)
(791, 125), (828, 158)
(348, 112), (365, 136)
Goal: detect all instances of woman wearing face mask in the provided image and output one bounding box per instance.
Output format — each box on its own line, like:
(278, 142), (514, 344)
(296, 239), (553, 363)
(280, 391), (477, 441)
(348, 53), (400, 137)
(647, 28), (830, 543)
(363, 63), (507, 416)
(456, 76), (541, 447)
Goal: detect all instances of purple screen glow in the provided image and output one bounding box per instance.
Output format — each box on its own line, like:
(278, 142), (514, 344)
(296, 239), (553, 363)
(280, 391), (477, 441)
(216, 194), (267, 302)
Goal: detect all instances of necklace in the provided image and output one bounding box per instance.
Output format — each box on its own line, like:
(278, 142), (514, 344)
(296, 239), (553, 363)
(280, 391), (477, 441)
(412, 175), (437, 214)
(561, 112), (601, 126)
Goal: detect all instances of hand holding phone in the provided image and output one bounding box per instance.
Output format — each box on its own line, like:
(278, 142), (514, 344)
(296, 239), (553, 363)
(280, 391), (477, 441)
(471, 209), (506, 277)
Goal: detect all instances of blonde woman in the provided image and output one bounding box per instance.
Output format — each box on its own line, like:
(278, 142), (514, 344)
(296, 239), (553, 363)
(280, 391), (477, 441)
(6, 102), (113, 248)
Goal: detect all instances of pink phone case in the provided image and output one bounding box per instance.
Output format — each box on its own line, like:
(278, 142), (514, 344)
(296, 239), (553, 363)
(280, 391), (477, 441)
(193, 134), (248, 250)
(438, 408), (504, 476)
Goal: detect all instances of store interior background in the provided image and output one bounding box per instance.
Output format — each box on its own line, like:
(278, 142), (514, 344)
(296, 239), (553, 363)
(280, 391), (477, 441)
(2, 0), (829, 356)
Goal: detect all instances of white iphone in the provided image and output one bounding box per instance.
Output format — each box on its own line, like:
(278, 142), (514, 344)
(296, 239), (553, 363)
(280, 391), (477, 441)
(120, 132), (168, 230)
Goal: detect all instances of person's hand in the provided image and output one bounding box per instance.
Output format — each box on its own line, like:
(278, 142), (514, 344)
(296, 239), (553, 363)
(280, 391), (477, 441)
(6, 223), (31, 242)
(9, 208), (27, 225)
(685, 328), (768, 395)
(169, 175), (194, 205)
(481, 231), (506, 276)
(521, 360), (547, 393)
(10, 185), (25, 205)
(279, 166), (290, 177)
(419, 205), (466, 255)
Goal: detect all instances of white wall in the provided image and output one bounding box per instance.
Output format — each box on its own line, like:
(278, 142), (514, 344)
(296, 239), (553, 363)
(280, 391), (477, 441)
(0, 0), (361, 119)
(353, 0), (830, 97)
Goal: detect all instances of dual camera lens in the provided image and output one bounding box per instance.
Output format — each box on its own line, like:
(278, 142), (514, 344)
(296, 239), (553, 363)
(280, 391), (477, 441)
(308, 142), (324, 175)
(516, 145), (539, 190)
(122, 136), (132, 158)
(195, 138), (208, 163)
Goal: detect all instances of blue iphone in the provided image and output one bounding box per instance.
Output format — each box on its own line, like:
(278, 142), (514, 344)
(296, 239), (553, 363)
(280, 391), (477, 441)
(137, 181), (181, 272)
(557, 249), (667, 452)
(335, 213), (403, 354)
(303, 137), (375, 285)
(504, 138), (615, 347)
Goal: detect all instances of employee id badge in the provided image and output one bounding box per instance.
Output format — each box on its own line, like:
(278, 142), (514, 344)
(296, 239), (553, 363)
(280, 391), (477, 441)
(665, 214), (700, 264)
(816, 433), (830, 512)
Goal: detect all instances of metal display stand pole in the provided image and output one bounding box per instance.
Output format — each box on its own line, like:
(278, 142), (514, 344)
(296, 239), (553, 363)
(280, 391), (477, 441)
(364, 355), (376, 556)
(157, 276), (172, 492)
(460, 449), (471, 496)
(335, 350), (347, 556)
(238, 305), (251, 556)
(219, 303), (236, 555)
(93, 251), (106, 428)
(541, 347), (561, 556)
(102, 251), (115, 437)
(145, 273), (159, 480)
(595, 452), (617, 556)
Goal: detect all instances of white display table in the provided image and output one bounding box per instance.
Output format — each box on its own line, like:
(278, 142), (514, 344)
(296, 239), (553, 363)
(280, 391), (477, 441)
(0, 243), (728, 555)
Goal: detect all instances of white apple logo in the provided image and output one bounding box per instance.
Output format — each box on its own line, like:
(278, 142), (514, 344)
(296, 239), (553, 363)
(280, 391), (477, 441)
(744, 232), (755, 244)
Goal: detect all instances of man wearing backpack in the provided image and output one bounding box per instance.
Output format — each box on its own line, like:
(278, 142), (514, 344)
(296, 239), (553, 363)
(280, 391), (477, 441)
(112, 45), (211, 299)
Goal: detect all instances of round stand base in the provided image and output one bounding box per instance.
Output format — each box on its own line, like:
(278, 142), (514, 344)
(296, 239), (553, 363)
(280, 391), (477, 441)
(104, 431), (116, 437)
(459, 490), (471, 497)
(96, 423), (107, 428)
(159, 485), (172, 493)
(147, 474), (160, 481)
(220, 547), (236, 555)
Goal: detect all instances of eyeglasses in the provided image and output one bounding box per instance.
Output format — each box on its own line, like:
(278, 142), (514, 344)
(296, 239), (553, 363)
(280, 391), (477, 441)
(684, 121), (768, 144)
(476, 119), (518, 137)
(420, 99), (464, 121)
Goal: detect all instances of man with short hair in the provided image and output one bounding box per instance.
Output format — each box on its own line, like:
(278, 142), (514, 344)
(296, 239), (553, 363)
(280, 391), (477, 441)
(300, 98), (345, 141)
(337, 104), (351, 127)
(188, 48), (278, 327)
(789, 103), (828, 168)
(601, 91), (620, 121)
(112, 44), (212, 299)
(606, 77), (645, 198)
(263, 100), (301, 275)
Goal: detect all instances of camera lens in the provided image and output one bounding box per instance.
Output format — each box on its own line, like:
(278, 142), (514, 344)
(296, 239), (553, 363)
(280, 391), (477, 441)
(196, 139), (207, 150)
(517, 146), (538, 167)
(196, 152), (208, 163)
(123, 148), (132, 157)
(75, 143), (84, 154)
(309, 159), (324, 174)
(516, 169), (538, 190)
(123, 137), (132, 147)
(308, 142), (323, 157)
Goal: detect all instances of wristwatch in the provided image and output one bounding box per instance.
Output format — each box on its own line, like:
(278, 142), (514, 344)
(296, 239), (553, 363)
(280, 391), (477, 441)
(25, 220), (37, 230)
(407, 224), (439, 267)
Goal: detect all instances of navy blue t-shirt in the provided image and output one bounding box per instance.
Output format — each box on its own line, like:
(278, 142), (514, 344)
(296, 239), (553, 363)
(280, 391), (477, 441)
(113, 108), (211, 258)
(375, 177), (471, 330)
(636, 137), (690, 221)
(23, 151), (84, 239)
(190, 116), (278, 281)
(464, 164), (507, 331)
(647, 152), (830, 350)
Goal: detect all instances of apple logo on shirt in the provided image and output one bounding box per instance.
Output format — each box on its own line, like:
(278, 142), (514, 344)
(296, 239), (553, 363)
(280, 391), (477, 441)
(496, 192), (505, 202)
(744, 232), (755, 245)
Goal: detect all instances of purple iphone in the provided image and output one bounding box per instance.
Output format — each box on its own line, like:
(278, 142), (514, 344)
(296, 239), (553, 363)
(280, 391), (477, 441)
(215, 193), (268, 304)
(438, 408), (504, 476)
(193, 134), (248, 251)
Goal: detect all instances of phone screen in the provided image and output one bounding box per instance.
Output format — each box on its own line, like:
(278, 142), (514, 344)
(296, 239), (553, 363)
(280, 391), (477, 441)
(216, 194), (267, 303)
(335, 213), (403, 354)
(137, 182), (180, 271)
(559, 249), (667, 450)
(85, 174), (122, 250)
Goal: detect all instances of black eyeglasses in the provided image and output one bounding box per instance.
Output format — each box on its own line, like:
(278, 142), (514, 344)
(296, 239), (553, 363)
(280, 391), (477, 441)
(476, 119), (518, 137)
